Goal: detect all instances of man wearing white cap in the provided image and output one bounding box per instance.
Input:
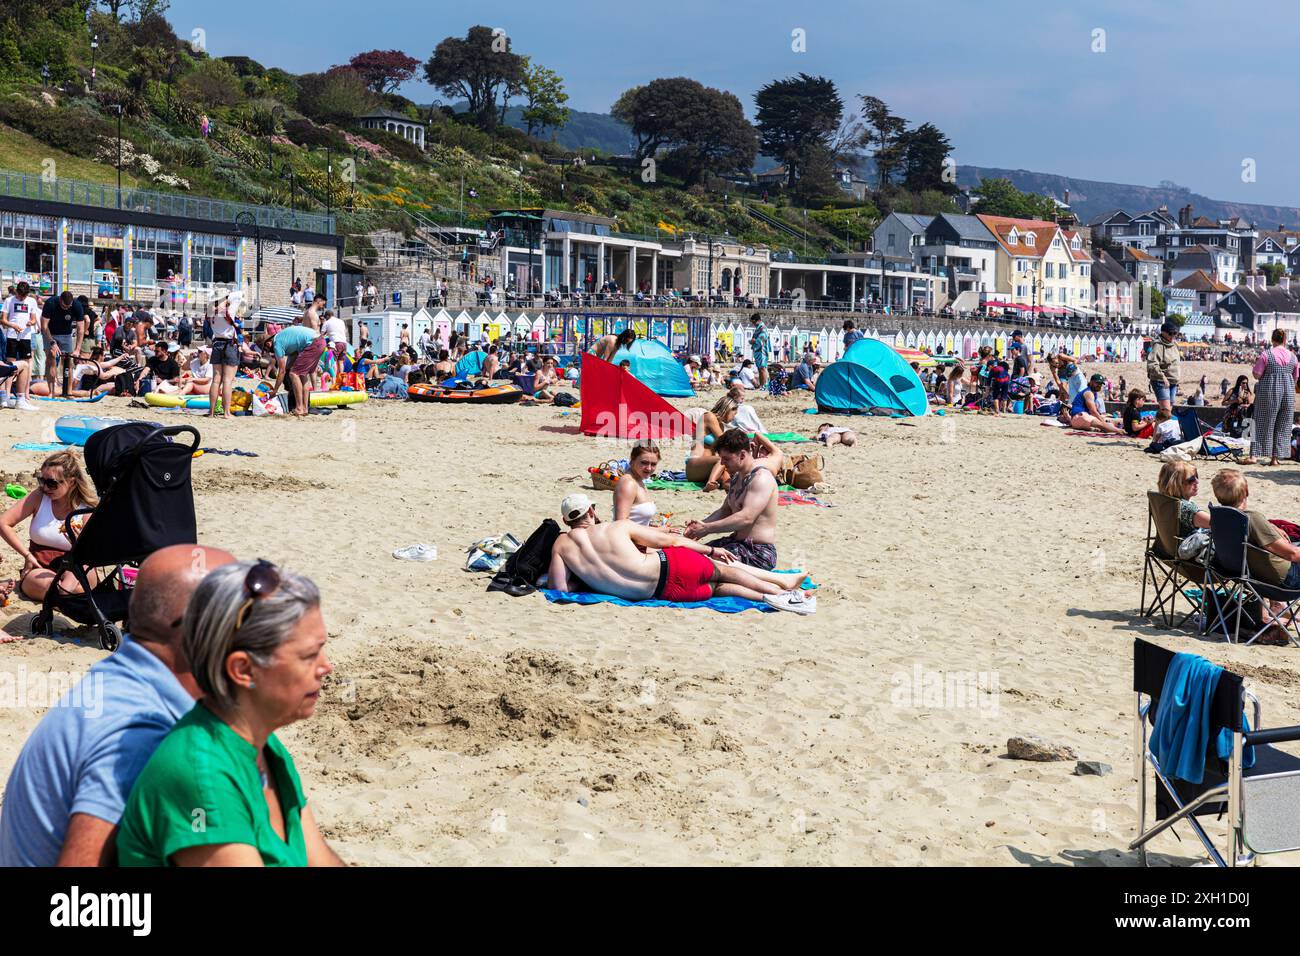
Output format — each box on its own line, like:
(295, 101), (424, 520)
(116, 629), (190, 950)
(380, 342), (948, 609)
(548, 494), (813, 613)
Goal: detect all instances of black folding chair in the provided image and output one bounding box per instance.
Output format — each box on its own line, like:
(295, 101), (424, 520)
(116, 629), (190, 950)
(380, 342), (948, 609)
(1204, 505), (1300, 646)
(1140, 492), (1205, 630)
(1131, 638), (1300, 866)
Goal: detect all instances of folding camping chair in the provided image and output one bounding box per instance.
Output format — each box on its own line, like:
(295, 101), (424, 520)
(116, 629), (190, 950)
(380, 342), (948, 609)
(1140, 491), (1206, 630)
(1203, 505), (1300, 646)
(1174, 408), (1245, 461)
(1131, 638), (1300, 867)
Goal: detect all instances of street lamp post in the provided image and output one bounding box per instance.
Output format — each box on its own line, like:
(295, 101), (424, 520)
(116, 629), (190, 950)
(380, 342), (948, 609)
(236, 211), (292, 311)
(114, 104), (123, 209)
(90, 34), (98, 91)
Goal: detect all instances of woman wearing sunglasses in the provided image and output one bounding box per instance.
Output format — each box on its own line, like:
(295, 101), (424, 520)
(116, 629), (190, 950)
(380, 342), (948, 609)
(0, 451), (98, 631)
(115, 560), (344, 867)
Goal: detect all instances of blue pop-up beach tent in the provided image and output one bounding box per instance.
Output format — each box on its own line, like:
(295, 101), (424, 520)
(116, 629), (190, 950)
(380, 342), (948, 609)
(609, 338), (694, 397)
(815, 338), (928, 416)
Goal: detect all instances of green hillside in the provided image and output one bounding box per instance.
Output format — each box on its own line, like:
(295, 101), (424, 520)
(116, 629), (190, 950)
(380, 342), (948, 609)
(0, 5), (887, 265)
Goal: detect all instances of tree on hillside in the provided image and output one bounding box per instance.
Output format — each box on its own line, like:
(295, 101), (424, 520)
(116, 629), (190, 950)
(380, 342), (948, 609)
(858, 95), (907, 188)
(659, 87), (757, 187)
(423, 25), (526, 130)
(612, 77), (758, 184)
(298, 67), (375, 124)
(898, 122), (954, 194)
(519, 56), (570, 138)
(127, 0), (170, 21)
(180, 57), (242, 107)
(790, 143), (839, 204)
(754, 73), (842, 187)
(348, 50), (420, 94)
(99, 0), (130, 20)
(972, 177), (1059, 220)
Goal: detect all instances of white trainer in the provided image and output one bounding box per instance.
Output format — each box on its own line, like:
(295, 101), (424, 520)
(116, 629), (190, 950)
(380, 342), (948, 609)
(14, 398), (37, 412)
(392, 544), (437, 561)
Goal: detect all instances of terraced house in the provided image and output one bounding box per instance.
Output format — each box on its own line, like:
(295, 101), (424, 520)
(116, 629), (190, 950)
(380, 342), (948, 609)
(977, 215), (1092, 315)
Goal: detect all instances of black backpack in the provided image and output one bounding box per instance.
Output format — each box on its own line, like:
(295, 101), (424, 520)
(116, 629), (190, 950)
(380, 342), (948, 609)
(486, 519), (560, 597)
(553, 391), (578, 407)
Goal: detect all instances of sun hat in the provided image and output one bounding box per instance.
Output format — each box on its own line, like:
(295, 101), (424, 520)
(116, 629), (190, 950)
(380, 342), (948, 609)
(167, 342), (180, 352)
(560, 493), (593, 523)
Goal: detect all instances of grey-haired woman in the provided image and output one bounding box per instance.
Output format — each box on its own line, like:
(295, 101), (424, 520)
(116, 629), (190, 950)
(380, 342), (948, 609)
(116, 561), (343, 867)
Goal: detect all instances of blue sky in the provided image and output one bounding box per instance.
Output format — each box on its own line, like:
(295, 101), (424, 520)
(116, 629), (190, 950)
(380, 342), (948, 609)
(167, 0), (1300, 206)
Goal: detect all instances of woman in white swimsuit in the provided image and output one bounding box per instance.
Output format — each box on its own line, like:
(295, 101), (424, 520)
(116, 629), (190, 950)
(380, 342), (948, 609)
(613, 444), (663, 526)
(0, 451), (99, 641)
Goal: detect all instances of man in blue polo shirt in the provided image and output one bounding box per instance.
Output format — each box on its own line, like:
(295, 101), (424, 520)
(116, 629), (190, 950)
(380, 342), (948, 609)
(0, 544), (234, 866)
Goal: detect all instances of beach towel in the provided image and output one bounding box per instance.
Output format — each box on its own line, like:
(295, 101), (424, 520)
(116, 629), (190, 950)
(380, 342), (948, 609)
(541, 589), (776, 613)
(35, 394), (106, 404)
(778, 490), (833, 507)
(761, 432), (811, 443)
(646, 477), (797, 492)
(12, 442), (70, 452)
(1150, 652), (1254, 784)
(540, 572), (815, 614)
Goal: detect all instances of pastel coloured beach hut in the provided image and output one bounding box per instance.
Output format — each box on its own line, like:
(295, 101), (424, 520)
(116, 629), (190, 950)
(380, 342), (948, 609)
(995, 333), (1007, 356)
(531, 315), (546, 341)
(409, 307), (434, 344)
(1071, 335), (1082, 356)
(945, 331), (955, 353)
(894, 331), (906, 347)
(491, 314), (511, 341)
(452, 309), (471, 333)
(469, 311), (489, 342)
(1032, 334), (1043, 356)
(962, 333), (975, 358)
(432, 309), (452, 344)
(513, 314), (531, 339)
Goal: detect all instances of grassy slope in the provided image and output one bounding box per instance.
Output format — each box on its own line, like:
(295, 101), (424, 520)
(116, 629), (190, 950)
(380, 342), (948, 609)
(0, 122), (142, 188)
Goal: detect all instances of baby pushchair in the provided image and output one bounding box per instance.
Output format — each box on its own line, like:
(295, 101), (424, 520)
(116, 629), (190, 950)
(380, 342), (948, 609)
(31, 422), (199, 651)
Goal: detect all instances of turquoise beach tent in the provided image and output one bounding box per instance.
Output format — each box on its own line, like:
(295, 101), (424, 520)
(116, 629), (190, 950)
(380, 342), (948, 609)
(609, 338), (694, 397)
(815, 338), (928, 416)
(455, 349), (487, 378)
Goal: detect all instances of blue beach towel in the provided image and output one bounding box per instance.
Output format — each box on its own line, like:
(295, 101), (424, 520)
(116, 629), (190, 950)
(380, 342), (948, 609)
(1151, 653), (1255, 784)
(541, 590), (775, 613)
(12, 442), (70, 452)
(539, 573), (816, 614)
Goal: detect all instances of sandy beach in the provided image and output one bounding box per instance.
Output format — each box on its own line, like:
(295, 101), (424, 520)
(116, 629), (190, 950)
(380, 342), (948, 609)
(1, 355), (1297, 866)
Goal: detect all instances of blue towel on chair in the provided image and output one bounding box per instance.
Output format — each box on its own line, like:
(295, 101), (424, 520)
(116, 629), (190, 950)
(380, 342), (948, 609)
(1151, 653), (1255, 783)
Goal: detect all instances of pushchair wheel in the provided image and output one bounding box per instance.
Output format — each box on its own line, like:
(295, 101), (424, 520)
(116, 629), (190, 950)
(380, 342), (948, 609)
(99, 622), (122, 652)
(31, 612), (53, 637)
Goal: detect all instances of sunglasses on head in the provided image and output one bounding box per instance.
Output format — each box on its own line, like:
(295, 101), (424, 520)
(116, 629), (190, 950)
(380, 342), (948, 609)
(234, 559), (281, 632)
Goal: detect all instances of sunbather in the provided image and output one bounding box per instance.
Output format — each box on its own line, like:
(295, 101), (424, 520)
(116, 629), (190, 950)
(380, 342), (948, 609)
(613, 444), (664, 526)
(0, 451), (98, 620)
(815, 423), (857, 447)
(684, 429), (780, 570)
(686, 395), (739, 489)
(591, 329), (636, 363)
(1069, 374), (1123, 433)
(550, 494), (811, 613)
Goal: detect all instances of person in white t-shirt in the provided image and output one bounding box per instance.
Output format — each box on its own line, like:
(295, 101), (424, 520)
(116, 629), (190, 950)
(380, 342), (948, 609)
(321, 310), (347, 346)
(0, 282), (39, 409)
(736, 359), (758, 390)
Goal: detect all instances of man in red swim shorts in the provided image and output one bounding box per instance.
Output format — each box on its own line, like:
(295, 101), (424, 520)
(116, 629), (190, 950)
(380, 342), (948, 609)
(547, 495), (814, 613)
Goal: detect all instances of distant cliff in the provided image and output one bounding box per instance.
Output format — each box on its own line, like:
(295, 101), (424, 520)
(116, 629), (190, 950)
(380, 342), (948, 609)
(957, 165), (1300, 229)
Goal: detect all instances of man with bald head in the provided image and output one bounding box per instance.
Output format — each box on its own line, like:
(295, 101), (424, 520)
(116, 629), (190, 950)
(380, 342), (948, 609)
(0, 545), (234, 866)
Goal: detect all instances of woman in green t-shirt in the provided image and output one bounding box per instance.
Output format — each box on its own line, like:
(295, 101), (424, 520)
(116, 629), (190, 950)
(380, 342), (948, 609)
(117, 560), (344, 867)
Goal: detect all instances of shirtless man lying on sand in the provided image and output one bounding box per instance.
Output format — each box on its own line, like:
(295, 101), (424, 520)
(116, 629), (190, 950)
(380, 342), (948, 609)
(548, 494), (814, 614)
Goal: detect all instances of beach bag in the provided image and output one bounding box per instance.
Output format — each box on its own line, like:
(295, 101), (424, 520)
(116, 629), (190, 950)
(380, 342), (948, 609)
(554, 391), (578, 407)
(1178, 529), (1211, 562)
(486, 519), (560, 597)
(781, 453), (824, 490)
